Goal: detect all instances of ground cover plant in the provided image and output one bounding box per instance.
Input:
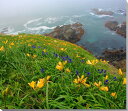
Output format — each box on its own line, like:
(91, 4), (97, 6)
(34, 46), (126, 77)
(0, 34), (126, 109)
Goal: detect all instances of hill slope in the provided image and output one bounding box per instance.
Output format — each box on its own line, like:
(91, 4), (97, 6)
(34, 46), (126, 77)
(0, 34), (126, 109)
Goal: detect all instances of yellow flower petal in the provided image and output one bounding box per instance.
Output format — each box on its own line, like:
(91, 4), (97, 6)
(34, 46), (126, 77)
(56, 65), (64, 71)
(99, 86), (108, 91)
(65, 68), (71, 72)
(73, 79), (78, 83)
(83, 83), (90, 87)
(104, 75), (108, 80)
(111, 92), (117, 97)
(123, 78), (126, 85)
(32, 54), (37, 58)
(58, 61), (63, 66)
(63, 61), (67, 65)
(46, 76), (51, 81)
(81, 75), (85, 80)
(43, 49), (46, 53)
(26, 53), (31, 57)
(28, 81), (36, 89)
(86, 60), (92, 65)
(94, 81), (102, 87)
(0, 46), (4, 51)
(36, 81), (45, 88)
(81, 78), (87, 83)
(118, 68), (123, 76)
(10, 42), (14, 46)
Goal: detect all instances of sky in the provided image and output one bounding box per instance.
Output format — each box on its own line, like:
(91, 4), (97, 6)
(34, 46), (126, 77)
(0, 0), (126, 18)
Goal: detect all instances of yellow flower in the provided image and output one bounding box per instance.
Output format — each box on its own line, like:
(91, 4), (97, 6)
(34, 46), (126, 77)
(60, 48), (66, 51)
(81, 57), (86, 59)
(73, 75), (90, 87)
(32, 54), (37, 58)
(111, 92), (117, 98)
(28, 81), (36, 89)
(104, 75), (108, 80)
(56, 61), (67, 71)
(123, 78), (126, 85)
(46, 76), (51, 81)
(56, 64), (64, 71)
(0, 46), (4, 51)
(118, 68), (123, 76)
(43, 49), (46, 53)
(86, 59), (99, 65)
(2, 40), (8, 44)
(86, 60), (92, 65)
(28, 76), (51, 89)
(65, 68), (71, 72)
(54, 40), (57, 42)
(36, 80), (45, 88)
(26, 53), (31, 57)
(94, 81), (102, 87)
(10, 42), (14, 46)
(100, 59), (109, 64)
(63, 61), (67, 65)
(99, 86), (108, 91)
(28, 44), (31, 46)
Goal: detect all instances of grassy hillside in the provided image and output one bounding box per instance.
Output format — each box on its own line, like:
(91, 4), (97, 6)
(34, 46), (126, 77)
(0, 34), (126, 109)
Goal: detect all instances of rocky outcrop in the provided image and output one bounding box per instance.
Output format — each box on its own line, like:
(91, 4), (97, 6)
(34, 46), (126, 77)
(97, 49), (126, 71)
(44, 23), (84, 43)
(105, 21), (118, 31)
(92, 8), (114, 15)
(116, 22), (126, 37)
(105, 21), (126, 38)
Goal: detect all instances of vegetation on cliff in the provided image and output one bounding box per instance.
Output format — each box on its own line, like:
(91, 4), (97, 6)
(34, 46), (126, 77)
(0, 34), (126, 109)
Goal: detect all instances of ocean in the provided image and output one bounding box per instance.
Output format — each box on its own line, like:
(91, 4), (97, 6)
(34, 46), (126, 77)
(0, 0), (126, 55)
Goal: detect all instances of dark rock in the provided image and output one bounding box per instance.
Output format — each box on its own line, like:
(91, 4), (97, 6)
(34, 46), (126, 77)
(105, 21), (126, 38)
(92, 8), (114, 15)
(116, 22), (126, 38)
(44, 23), (84, 43)
(97, 49), (126, 71)
(105, 21), (118, 31)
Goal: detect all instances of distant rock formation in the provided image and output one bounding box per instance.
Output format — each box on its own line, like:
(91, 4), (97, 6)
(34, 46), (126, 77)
(44, 23), (84, 43)
(117, 9), (126, 16)
(116, 22), (126, 37)
(105, 21), (126, 38)
(92, 8), (114, 15)
(97, 49), (126, 71)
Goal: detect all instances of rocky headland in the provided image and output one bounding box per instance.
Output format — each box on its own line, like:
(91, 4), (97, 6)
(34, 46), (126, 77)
(44, 23), (84, 43)
(92, 8), (114, 15)
(105, 21), (126, 38)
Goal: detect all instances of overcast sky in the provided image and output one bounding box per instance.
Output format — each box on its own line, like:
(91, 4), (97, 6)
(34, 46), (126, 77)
(0, 0), (126, 18)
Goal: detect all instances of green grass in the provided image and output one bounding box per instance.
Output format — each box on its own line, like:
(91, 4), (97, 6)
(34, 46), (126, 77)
(0, 34), (126, 109)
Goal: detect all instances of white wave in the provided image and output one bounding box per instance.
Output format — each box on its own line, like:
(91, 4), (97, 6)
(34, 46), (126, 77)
(27, 26), (56, 31)
(24, 18), (42, 28)
(64, 19), (75, 25)
(117, 24), (122, 27)
(98, 8), (103, 11)
(90, 12), (113, 18)
(43, 17), (60, 24)
(90, 12), (95, 16)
